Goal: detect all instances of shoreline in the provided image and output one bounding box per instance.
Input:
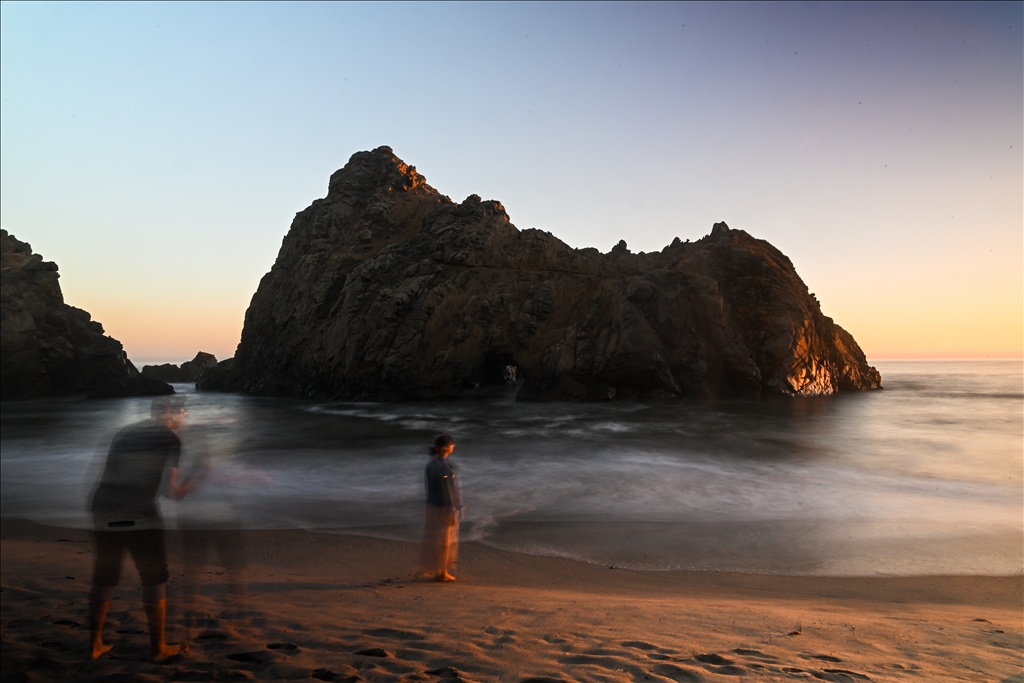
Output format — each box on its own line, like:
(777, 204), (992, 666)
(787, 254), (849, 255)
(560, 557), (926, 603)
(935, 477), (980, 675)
(2, 518), (1021, 682)
(9, 511), (1024, 577)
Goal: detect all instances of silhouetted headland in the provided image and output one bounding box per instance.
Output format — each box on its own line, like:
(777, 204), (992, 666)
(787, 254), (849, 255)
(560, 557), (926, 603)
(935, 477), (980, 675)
(0, 229), (171, 400)
(200, 147), (881, 400)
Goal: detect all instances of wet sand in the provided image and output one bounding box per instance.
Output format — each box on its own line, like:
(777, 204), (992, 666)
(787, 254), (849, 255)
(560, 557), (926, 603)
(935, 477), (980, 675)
(2, 518), (1021, 682)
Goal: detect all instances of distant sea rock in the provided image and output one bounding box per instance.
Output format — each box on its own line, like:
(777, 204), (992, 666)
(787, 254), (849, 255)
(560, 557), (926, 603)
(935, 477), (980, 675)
(0, 229), (172, 399)
(142, 352), (218, 383)
(200, 147), (881, 400)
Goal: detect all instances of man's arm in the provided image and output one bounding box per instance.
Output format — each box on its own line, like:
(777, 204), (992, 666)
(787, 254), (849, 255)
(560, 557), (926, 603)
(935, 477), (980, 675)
(166, 467), (190, 500)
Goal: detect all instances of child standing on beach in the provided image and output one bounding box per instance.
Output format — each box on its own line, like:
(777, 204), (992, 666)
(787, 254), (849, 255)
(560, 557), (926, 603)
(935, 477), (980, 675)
(421, 434), (463, 582)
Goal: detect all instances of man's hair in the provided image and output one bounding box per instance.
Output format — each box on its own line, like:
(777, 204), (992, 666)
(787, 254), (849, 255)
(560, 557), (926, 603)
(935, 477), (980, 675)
(151, 394), (186, 418)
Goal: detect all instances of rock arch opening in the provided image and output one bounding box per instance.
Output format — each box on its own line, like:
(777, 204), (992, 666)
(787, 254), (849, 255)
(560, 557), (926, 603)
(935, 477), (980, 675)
(479, 351), (519, 387)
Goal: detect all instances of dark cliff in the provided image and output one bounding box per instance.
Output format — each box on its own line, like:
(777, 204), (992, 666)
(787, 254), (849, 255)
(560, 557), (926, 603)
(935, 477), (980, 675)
(1, 230), (172, 399)
(201, 147), (880, 400)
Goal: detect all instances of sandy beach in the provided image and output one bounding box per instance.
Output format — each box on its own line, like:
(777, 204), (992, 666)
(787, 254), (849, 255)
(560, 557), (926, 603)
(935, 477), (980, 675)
(1, 518), (1020, 683)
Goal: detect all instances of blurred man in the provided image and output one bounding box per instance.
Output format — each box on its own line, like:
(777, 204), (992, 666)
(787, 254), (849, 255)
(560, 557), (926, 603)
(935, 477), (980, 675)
(88, 395), (190, 661)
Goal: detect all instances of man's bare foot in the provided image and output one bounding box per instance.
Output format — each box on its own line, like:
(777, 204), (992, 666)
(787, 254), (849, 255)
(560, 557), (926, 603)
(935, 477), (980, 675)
(435, 572), (457, 582)
(88, 642), (113, 660)
(151, 642), (187, 662)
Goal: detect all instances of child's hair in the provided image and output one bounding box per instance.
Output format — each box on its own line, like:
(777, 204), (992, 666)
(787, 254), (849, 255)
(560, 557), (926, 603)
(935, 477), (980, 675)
(430, 434), (455, 457)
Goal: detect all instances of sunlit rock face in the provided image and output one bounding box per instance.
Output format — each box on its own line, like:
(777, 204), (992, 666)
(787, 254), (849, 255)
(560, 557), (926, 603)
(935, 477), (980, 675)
(205, 147), (880, 400)
(0, 229), (172, 399)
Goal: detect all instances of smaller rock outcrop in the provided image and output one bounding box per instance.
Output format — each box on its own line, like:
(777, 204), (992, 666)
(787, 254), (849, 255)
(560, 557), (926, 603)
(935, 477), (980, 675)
(142, 352), (218, 382)
(195, 357), (241, 392)
(1, 229), (172, 399)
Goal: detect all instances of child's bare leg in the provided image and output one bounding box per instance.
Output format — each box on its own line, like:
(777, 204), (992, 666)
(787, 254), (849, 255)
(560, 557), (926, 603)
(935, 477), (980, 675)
(435, 518), (457, 581)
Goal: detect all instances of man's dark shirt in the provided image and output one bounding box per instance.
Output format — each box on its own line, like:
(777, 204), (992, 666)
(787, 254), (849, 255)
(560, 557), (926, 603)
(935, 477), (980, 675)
(425, 458), (462, 510)
(91, 420), (181, 520)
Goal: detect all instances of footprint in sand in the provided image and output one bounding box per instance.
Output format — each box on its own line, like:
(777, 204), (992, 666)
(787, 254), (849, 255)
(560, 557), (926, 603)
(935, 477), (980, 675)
(781, 665), (871, 682)
(267, 661), (312, 679)
(819, 668), (871, 681)
(620, 640), (677, 661)
(732, 648), (779, 662)
(364, 627), (427, 641)
(197, 631), (229, 641)
(687, 653), (749, 677)
(51, 619), (80, 628)
(313, 667), (360, 682)
(226, 650), (282, 664)
(557, 653), (650, 679)
(731, 653), (775, 670)
(483, 626), (516, 645)
(801, 652), (843, 663)
(650, 663), (704, 682)
(425, 665), (478, 683)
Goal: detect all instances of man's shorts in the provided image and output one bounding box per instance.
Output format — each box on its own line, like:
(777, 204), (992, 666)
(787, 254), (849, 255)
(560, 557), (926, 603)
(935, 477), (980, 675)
(91, 528), (169, 587)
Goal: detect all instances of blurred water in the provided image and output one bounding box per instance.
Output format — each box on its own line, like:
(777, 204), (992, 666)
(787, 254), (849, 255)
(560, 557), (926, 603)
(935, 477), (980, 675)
(2, 359), (1021, 576)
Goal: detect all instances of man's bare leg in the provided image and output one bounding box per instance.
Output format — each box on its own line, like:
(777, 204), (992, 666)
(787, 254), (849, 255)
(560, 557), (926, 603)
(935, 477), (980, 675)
(87, 586), (114, 660)
(142, 584), (186, 662)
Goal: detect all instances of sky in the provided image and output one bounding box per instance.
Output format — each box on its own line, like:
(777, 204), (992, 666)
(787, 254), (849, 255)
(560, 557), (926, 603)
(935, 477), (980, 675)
(1, 1), (1021, 364)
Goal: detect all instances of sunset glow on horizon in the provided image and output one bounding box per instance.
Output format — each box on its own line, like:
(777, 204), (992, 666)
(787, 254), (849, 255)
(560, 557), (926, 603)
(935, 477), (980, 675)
(2, 2), (1020, 366)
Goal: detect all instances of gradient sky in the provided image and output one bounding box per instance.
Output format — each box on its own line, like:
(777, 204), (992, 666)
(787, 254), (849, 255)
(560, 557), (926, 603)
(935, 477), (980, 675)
(2, 1), (1021, 363)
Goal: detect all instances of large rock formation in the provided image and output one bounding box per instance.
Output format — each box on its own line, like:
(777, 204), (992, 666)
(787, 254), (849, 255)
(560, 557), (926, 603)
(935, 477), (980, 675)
(201, 147), (880, 400)
(1, 230), (172, 399)
(142, 352), (218, 383)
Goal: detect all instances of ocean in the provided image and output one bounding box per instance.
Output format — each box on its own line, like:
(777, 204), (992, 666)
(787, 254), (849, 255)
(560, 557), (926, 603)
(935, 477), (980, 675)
(2, 359), (1020, 577)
